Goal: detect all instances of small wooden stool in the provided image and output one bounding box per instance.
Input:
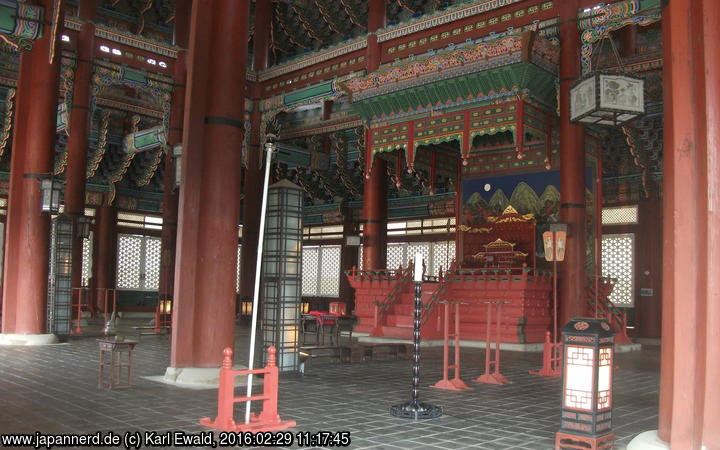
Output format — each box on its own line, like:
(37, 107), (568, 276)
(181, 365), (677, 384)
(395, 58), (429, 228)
(97, 338), (137, 389)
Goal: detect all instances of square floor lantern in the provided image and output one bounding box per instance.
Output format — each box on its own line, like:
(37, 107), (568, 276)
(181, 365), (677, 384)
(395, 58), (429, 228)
(556, 318), (615, 450)
(40, 177), (63, 214)
(570, 73), (644, 126)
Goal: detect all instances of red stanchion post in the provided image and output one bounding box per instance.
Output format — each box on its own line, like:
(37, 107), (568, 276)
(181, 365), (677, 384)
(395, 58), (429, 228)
(529, 331), (561, 377)
(200, 346), (296, 432)
(432, 301), (471, 391)
(102, 288), (109, 323)
(474, 301), (511, 385)
(72, 288), (84, 335)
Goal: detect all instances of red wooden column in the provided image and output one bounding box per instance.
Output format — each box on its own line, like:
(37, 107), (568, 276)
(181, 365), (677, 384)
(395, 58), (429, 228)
(239, 0), (271, 301)
(170, 0), (249, 368)
(558, 0), (586, 325)
(158, 0), (191, 303)
(64, 0), (97, 292)
(92, 202), (117, 312)
(361, 0), (388, 271)
(701, 0), (720, 443)
(650, 0), (720, 447)
(1, 0), (65, 339)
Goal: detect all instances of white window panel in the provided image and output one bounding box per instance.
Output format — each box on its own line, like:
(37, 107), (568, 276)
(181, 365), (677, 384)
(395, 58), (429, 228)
(431, 241), (455, 277)
(602, 205), (639, 225)
(302, 247), (319, 296)
(117, 235), (143, 289)
(81, 233), (93, 287)
(319, 246), (341, 297)
(387, 243), (405, 270)
(143, 237), (162, 290)
(602, 233), (635, 306)
(117, 234), (162, 291)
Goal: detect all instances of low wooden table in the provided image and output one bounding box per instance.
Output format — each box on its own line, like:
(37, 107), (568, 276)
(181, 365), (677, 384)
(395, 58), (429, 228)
(97, 338), (138, 389)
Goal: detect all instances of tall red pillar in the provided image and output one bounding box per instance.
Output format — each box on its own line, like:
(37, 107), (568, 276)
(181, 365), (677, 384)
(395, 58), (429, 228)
(643, 0), (720, 448)
(158, 0), (191, 302)
(240, 0), (271, 301)
(361, 0), (388, 271)
(1, 0), (65, 339)
(64, 0), (97, 293)
(558, 0), (586, 325)
(92, 202), (117, 311)
(170, 0), (249, 369)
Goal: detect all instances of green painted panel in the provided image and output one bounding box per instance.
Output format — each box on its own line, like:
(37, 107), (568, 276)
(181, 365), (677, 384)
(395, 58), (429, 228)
(0, 4), (15, 34)
(284, 81), (335, 107)
(122, 69), (148, 86)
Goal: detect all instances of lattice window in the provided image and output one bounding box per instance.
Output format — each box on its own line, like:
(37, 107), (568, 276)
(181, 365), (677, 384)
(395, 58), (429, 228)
(302, 245), (340, 297)
(143, 237), (161, 290)
(431, 241), (455, 277)
(117, 235), (143, 289)
(387, 243), (405, 270)
(319, 246), (340, 297)
(81, 234), (93, 287)
(302, 247), (319, 296)
(357, 241), (456, 276)
(406, 243), (430, 269)
(236, 244), (242, 294)
(602, 233), (635, 306)
(602, 205), (639, 225)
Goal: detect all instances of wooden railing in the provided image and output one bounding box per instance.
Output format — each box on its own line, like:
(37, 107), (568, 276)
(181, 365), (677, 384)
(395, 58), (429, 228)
(586, 277), (633, 344)
(370, 265), (414, 331)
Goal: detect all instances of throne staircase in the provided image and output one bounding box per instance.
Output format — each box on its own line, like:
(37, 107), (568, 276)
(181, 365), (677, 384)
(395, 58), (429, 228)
(585, 277), (634, 345)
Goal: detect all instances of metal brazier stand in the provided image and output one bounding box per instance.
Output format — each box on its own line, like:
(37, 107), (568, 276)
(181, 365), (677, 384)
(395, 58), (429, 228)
(390, 254), (442, 420)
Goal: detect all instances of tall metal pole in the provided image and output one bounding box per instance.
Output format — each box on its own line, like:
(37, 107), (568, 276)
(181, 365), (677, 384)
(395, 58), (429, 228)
(390, 253), (442, 419)
(245, 136), (276, 424)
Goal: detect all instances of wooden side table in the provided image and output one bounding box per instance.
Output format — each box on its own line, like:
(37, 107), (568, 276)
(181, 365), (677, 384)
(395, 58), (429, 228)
(97, 338), (138, 389)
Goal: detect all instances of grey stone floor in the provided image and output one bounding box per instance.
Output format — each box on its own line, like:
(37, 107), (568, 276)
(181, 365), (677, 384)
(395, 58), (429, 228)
(0, 319), (659, 450)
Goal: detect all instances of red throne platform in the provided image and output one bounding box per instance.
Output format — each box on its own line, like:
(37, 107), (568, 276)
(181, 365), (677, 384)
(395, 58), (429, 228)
(348, 207), (554, 343)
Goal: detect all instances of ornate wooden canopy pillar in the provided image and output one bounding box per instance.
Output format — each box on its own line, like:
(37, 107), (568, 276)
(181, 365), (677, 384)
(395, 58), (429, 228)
(158, 0), (191, 303)
(169, 0), (249, 370)
(64, 0), (97, 293)
(361, 0), (388, 271)
(239, 0), (271, 301)
(644, 0), (720, 448)
(558, 0), (586, 325)
(1, 0), (65, 342)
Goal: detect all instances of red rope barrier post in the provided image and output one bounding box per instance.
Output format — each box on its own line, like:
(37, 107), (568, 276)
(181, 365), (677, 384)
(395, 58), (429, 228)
(72, 288), (84, 335)
(529, 331), (562, 377)
(432, 301), (471, 391)
(102, 288), (109, 323)
(474, 301), (511, 385)
(200, 346), (296, 432)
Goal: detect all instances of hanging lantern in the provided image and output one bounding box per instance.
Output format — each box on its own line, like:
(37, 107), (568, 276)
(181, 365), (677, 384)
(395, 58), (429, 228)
(555, 318), (615, 450)
(75, 215), (92, 239)
(570, 72), (644, 126)
(40, 177), (63, 214)
(172, 144), (182, 189)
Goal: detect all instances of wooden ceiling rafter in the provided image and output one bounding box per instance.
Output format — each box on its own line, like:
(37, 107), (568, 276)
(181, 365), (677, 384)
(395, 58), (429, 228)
(289, 2), (324, 43)
(339, 0), (366, 30)
(314, 0), (344, 36)
(273, 2), (311, 51)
